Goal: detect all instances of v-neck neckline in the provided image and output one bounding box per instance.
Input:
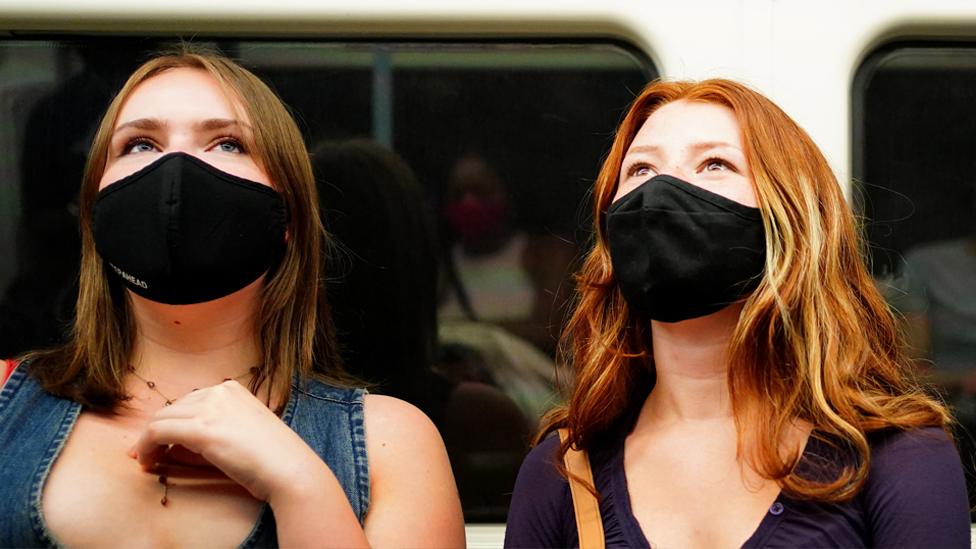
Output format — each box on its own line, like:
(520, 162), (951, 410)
(31, 378), (300, 549)
(609, 427), (813, 549)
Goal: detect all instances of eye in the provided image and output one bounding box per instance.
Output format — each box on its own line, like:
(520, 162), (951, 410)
(625, 162), (654, 178)
(212, 137), (246, 154)
(700, 157), (737, 173)
(123, 139), (157, 155)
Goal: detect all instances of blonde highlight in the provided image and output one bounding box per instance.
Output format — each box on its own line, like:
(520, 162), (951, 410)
(538, 78), (950, 502)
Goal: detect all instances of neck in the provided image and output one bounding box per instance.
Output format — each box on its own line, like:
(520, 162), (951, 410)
(460, 226), (514, 257)
(127, 277), (264, 394)
(642, 303), (743, 423)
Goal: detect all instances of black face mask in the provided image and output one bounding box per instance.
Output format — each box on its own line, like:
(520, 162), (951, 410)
(606, 174), (765, 322)
(92, 152), (287, 305)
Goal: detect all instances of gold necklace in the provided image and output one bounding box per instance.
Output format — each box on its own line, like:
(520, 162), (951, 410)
(126, 365), (259, 506)
(126, 365), (258, 406)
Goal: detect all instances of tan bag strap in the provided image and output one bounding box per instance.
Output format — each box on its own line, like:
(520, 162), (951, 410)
(558, 428), (605, 549)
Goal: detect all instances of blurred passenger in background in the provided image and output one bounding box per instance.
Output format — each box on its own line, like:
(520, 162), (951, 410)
(887, 211), (976, 516)
(0, 46), (155, 356)
(313, 139), (530, 521)
(891, 231), (976, 385)
(436, 147), (570, 425)
(439, 147), (576, 357)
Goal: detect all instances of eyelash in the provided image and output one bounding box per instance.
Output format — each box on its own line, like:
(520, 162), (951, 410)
(625, 162), (653, 177)
(117, 135), (248, 156)
(623, 157), (737, 177)
(700, 157), (737, 173)
(211, 135), (247, 154)
(119, 137), (158, 157)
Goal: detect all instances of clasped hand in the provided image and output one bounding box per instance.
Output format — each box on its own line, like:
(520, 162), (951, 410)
(128, 380), (319, 504)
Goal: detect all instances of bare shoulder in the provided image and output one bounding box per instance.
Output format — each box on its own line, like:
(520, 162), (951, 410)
(361, 394), (465, 548)
(362, 394), (458, 492)
(363, 394), (442, 453)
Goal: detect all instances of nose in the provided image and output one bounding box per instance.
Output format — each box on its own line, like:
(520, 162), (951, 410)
(659, 166), (691, 181)
(163, 132), (196, 155)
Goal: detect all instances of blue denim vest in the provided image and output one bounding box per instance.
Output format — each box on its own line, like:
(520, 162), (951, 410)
(0, 363), (370, 548)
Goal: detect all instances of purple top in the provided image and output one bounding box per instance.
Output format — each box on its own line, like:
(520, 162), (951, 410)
(504, 425), (969, 548)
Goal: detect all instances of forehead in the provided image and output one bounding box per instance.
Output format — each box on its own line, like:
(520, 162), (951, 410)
(450, 156), (504, 193)
(630, 100), (742, 149)
(115, 67), (248, 126)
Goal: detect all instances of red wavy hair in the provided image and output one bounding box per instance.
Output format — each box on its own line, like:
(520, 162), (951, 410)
(539, 79), (950, 501)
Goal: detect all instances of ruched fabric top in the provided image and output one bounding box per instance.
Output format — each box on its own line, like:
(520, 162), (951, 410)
(504, 423), (969, 548)
(0, 363), (369, 548)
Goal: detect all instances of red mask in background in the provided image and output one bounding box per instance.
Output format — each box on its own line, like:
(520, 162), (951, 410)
(444, 196), (509, 242)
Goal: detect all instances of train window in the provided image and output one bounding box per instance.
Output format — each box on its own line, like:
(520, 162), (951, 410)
(853, 42), (976, 515)
(0, 38), (655, 522)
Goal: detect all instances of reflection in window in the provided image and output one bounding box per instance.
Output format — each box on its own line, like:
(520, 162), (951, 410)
(0, 38), (655, 522)
(854, 43), (976, 516)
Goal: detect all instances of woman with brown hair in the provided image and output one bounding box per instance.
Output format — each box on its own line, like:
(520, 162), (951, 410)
(504, 79), (969, 548)
(0, 49), (464, 547)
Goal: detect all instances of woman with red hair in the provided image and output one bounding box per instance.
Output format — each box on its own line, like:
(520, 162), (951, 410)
(504, 79), (969, 548)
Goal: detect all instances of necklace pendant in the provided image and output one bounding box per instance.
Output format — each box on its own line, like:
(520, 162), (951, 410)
(164, 399), (173, 406)
(159, 474), (170, 506)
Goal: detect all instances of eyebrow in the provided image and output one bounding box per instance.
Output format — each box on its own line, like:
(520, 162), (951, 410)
(627, 141), (743, 155)
(196, 118), (254, 132)
(113, 118), (254, 134)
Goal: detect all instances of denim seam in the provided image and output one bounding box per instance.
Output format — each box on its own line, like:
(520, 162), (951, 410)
(349, 392), (370, 524)
(29, 399), (81, 548)
(291, 386), (359, 406)
(236, 507), (268, 549)
(0, 366), (29, 414)
(237, 379), (301, 548)
(289, 383), (369, 522)
(281, 383), (299, 426)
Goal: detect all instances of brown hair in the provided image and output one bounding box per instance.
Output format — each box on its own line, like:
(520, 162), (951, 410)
(29, 46), (352, 410)
(539, 79), (950, 501)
